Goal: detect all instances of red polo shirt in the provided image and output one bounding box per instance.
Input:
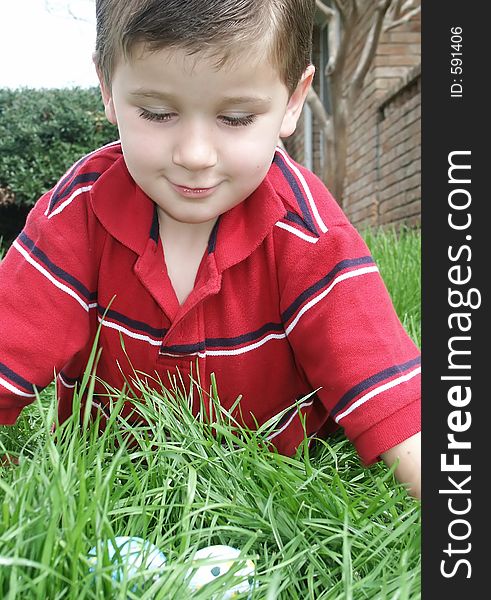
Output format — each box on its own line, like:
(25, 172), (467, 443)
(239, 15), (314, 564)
(0, 142), (420, 464)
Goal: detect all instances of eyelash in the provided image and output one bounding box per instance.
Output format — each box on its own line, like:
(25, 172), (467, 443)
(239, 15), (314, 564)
(139, 109), (173, 123)
(138, 109), (257, 127)
(220, 114), (257, 127)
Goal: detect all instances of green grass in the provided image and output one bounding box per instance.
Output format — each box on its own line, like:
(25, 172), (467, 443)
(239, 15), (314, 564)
(362, 226), (421, 349)
(0, 227), (421, 599)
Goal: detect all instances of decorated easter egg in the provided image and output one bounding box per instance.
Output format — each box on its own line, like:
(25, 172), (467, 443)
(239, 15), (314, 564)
(186, 544), (256, 599)
(88, 536), (166, 590)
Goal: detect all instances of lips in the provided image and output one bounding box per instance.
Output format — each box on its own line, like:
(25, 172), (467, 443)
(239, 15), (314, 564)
(170, 181), (220, 198)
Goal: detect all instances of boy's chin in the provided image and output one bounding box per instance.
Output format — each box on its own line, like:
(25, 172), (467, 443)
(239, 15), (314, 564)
(157, 206), (222, 227)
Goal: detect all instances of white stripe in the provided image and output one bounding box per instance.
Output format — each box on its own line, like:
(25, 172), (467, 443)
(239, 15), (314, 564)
(0, 376), (36, 398)
(104, 268), (377, 358)
(160, 332), (287, 359)
(267, 400), (314, 440)
(44, 140), (121, 216)
(275, 147), (328, 234)
(58, 374), (76, 389)
(163, 268), (377, 358)
(275, 221), (320, 243)
(285, 266), (379, 336)
(47, 185), (93, 219)
(335, 366), (421, 423)
(98, 316), (162, 346)
(207, 332), (286, 356)
(160, 351), (207, 359)
(13, 241), (90, 312)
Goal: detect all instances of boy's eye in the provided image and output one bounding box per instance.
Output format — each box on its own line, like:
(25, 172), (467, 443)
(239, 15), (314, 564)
(138, 109), (174, 122)
(138, 109), (257, 127)
(219, 114), (257, 127)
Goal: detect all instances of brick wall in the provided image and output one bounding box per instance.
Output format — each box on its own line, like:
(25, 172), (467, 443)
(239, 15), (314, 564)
(377, 66), (421, 227)
(285, 1), (421, 230)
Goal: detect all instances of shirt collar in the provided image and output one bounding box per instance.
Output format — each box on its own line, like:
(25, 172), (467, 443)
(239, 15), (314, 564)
(211, 173), (286, 273)
(90, 154), (155, 256)
(91, 150), (287, 270)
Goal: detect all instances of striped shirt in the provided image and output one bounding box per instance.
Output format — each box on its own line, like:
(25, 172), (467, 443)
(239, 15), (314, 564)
(0, 142), (420, 464)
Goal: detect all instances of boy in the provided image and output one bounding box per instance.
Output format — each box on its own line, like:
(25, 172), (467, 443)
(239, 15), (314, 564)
(0, 0), (421, 497)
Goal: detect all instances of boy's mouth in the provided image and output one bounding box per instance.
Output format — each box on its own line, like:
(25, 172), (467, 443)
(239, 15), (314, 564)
(170, 182), (219, 198)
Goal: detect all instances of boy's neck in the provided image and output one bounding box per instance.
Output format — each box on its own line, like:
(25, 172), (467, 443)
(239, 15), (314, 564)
(157, 207), (218, 306)
(157, 208), (218, 248)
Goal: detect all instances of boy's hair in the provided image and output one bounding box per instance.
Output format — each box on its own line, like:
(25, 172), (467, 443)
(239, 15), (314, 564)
(94, 0), (316, 96)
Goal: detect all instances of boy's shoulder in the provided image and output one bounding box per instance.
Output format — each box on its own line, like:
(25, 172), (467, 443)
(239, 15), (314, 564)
(30, 141), (154, 256)
(255, 149), (373, 283)
(44, 141), (124, 219)
(266, 147), (351, 245)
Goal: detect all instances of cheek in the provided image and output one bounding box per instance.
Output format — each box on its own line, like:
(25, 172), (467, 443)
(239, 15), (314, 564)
(231, 131), (278, 163)
(227, 155), (272, 192)
(225, 152), (264, 175)
(120, 126), (165, 166)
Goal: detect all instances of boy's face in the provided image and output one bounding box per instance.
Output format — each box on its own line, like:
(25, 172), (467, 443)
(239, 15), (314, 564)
(98, 46), (313, 227)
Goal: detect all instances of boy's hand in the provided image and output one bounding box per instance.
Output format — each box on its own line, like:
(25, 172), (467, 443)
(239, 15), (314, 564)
(381, 432), (421, 499)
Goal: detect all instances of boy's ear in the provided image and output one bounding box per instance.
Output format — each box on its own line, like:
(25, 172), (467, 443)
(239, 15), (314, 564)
(93, 54), (117, 126)
(279, 65), (315, 139)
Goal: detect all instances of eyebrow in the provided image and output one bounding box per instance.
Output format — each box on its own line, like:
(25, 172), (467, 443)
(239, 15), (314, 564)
(130, 90), (177, 101)
(129, 89), (272, 107)
(220, 95), (272, 107)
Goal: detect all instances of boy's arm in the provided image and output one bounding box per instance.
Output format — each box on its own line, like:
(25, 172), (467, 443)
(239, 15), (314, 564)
(0, 190), (94, 425)
(381, 432), (421, 499)
(274, 209), (420, 490)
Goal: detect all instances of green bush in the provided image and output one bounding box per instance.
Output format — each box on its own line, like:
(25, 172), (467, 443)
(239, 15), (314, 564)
(0, 87), (118, 208)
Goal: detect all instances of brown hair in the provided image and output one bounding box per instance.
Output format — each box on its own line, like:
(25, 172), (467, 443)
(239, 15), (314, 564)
(94, 0), (315, 95)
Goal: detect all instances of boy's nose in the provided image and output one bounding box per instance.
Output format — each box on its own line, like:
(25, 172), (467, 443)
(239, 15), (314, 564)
(172, 122), (218, 171)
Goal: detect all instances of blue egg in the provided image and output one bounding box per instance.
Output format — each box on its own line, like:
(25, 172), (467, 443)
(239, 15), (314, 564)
(88, 536), (166, 592)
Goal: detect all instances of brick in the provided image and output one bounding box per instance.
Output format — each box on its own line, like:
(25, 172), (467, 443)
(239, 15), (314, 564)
(388, 32), (421, 44)
(377, 43), (417, 55)
(379, 160), (400, 180)
(349, 204), (378, 228)
(382, 199), (421, 222)
(380, 186), (403, 207)
(379, 198), (402, 216)
(374, 66), (412, 79)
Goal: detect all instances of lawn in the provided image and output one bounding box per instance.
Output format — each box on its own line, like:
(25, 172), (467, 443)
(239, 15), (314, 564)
(0, 227), (421, 599)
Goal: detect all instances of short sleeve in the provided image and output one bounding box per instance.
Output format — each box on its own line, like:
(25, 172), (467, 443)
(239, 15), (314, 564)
(276, 221), (421, 464)
(0, 189), (96, 424)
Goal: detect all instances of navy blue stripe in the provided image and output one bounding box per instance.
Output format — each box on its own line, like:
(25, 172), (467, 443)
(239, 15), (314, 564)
(48, 155), (93, 212)
(206, 321), (284, 348)
(284, 211), (318, 236)
(208, 217), (220, 253)
(59, 372), (78, 385)
(273, 154), (317, 235)
(160, 322), (284, 355)
(98, 306), (167, 339)
(49, 172), (101, 213)
(0, 362), (36, 393)
(281, 256), (375, 324)
(274, 394), (318, 430)
(19, 232), (97, 302)
(275, 406), (295, 430)
(150, 206), (159, 243)
(160, 341), (206, 355)
(331, 356), (421, 418)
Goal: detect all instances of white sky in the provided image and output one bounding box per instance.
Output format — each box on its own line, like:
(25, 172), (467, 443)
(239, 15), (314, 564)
(0, 0), (98, 89)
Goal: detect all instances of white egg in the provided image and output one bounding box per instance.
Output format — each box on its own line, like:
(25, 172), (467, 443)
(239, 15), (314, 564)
(88, 536), (166, 590)
(186, 544), (256, 599)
